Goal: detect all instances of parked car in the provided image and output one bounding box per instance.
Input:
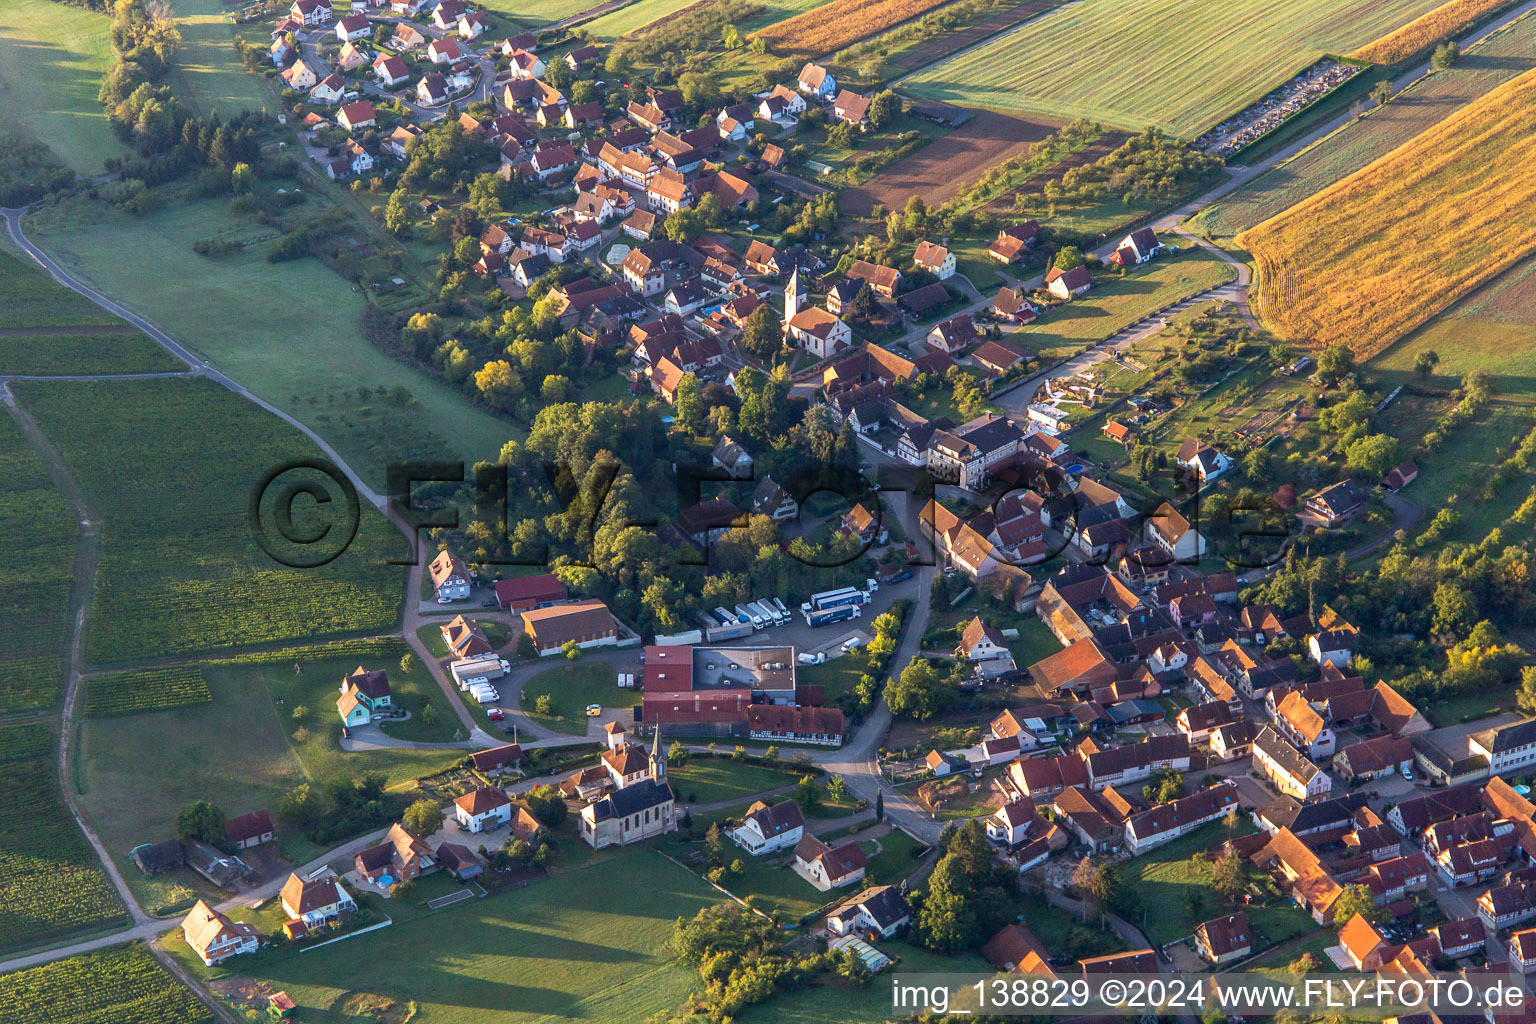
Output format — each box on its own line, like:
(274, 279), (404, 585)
(487, 708), (506, 721)
(586, 704), (602, 716)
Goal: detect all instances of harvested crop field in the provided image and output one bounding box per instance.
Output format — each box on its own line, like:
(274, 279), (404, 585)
(839, 109), (1059, 217)
(905, 0), (1447, 137)
(1240, 65), (1536, 356)
(1194, 6), (1536, 239)
(755, 0), (954, 58)
(1349, 0), (1515, 63)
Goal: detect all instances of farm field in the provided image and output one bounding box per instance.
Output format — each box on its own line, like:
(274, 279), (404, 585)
(905, 0), (1448, 138)
(163, 0), (272, 116)
(520, 662), (628, 734)
(81, 666), (213, 717)
(1194, 9), (1536, 240)
(0, 750), (128, 956)
(0, 411), (76, 715)
(834, 0), (1054, 84)
(0, 237), (185, 376)
(839, 109), (1061, 218)
(0, 944), (213, 1024)
(23, 194), (513, 486)
(1368, 262), (1536, 549)
(1239, 65), (1536, 357)
(755, 0), (956, 57)
(1350, 0), (1515, 63)
(13, 378), (404, 664)
(0, 332), (186, 377)
(584, 0), (712, 38)
(474, 0), (601, 27)
(0, 0), (129, 174)
(179, 855), (721, 1024)
(1011, 249), (1237, 360)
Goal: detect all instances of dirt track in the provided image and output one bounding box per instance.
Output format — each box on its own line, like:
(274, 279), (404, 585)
(839, 109), (1060, 218)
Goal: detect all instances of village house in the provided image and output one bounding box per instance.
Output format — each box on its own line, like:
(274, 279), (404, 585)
(429, 549), (471, 601)
(988, 222), (1039, 264)
(1123, 781), (1239, 854)
(793, 834), (867, 891)
(336, 666), (391, 727)
(224, 809), (275, 851)
(1045, 265), (1092, 300)
(182, 900), (258, 966)
(1110, 227), (1164, 267)
(335, 11), (369, 41)
(1252, 828), (1341, 924)
(355, 822), (435, 883)
(825, 885), (910, 939)
(730, 799), (805, 855)
(1177, 438), (1232, 484)
(926, 313), (977, 355)
(797, 62), (837, 98)
(290, 0), (333, 25)
(454, 787), (512, 833)
(1306, 479), (1366, 527)
(1194, 912), (1251, 966)
(914, 240), (956, 280)
(991, 286), (1037, 323)
(279, 872), (356, 931)
(337, 99), (376, 133)
(1254, 726), (1332, 800)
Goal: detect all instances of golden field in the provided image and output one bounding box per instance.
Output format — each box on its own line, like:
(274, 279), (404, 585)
(1240, 65), (1536, 357)
(754, 0), (954, 56)
(1349, 0), (1512, 63)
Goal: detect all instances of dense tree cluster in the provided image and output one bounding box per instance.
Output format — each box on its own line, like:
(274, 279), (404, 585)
(913, 822), (1018, 952)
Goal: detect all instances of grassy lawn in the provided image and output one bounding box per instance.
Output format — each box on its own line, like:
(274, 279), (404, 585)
(13, 378), (404, 665)
(864, 828), (928, 885)
(1248, 926), (1341, 972)
(906, 0), (1446, 137)
(167, 854), (725, 1024)
(669, 757), (806, 806)
(1426, 688), (1512, 728)
(0, 0), (129, 174)
(1193, 9), (1536, 240)
(79, 640), (465, 903)
(796, 655), (869, 703)
(718, 849), (838, 922)
(164, 0), (274, 117)
(521, 662), (627, 735)
(23, 193), (513, 489)
(1120, 819), (1291, 947)
(1007, 615), (1062, 668)
(1012, 249), (1236, 359)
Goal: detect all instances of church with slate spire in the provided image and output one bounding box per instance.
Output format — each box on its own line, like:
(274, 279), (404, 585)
(578, 728), (676, 848)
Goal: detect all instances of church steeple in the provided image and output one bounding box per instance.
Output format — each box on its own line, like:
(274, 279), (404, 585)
(650, 727), (667, 785)
(784, 264), (803, 323)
